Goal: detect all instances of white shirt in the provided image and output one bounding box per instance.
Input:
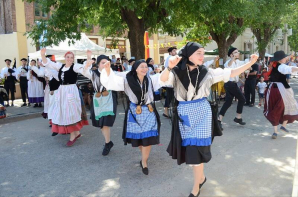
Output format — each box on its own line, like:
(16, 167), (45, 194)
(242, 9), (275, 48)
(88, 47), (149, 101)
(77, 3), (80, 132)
(257, 82), (267, 94)
(164, 55), (172, 68)
(16, 65), (31, 80)
(1, 66), (16, 79)
(224, 59), (249, 82)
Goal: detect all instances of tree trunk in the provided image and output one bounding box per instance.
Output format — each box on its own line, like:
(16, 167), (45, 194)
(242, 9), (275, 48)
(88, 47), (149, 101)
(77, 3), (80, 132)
(258, 48), (266, 60)
(127, 28), (145, 60)
(252, 25), (278, 60)
(217, 40), (229, 63)
(120, 8), (145, 60)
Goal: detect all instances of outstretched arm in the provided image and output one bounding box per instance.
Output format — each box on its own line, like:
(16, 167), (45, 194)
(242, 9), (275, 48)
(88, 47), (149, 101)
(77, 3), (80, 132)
(230, 54), (258, 78)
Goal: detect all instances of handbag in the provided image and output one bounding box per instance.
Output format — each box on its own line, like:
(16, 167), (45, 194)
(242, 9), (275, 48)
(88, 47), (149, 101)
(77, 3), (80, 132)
(208, 90), (223, 139)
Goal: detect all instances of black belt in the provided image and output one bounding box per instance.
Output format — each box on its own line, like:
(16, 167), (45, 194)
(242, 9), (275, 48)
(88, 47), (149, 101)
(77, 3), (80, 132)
(227, 81), (237, 83)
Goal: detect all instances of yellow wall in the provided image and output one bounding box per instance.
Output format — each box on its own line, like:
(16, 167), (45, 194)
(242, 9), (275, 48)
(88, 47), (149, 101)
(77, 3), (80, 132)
(0, 33), (19, 69)
(15, 0), (28, 64)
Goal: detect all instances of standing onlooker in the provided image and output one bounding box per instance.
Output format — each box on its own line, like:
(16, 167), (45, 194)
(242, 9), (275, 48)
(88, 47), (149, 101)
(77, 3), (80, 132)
(127, 59), (135, 71)
(256, 76), (267, 106)
(111, 55), (117, 64)
(163, 47), (177, 118)
(244, 63), (258, 107)
(16, 58), (30, 107)
(1, 59), (16, 106)
(122, 57), (128, 71)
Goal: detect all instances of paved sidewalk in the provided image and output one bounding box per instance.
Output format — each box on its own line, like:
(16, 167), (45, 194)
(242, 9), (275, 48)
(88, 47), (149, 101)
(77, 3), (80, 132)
(1, 80), (298, 196)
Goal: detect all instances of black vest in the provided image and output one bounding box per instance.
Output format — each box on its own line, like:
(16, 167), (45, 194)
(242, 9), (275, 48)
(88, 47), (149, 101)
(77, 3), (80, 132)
(49, 78), (60, 91)
(58, 64), (78, 85)
(269, 63), (290, 89)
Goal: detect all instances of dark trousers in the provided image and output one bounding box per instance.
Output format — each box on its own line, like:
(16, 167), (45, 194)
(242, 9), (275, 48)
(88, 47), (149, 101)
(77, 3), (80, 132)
(164, 87), (174, 108)
(20, 77), (28, 103)
(4, 78), (15, 101)
(244, 78), (257, 105)
(219, 81), (246, 116)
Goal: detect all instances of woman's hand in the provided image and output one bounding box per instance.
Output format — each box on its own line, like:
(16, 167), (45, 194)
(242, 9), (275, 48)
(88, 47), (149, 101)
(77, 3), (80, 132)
(104, 61), (111, 76)
(168, 55), (182, 69)
(40, 48), (46, 56)
(250, 54), (259, 64)
(87, 50), (92, 60)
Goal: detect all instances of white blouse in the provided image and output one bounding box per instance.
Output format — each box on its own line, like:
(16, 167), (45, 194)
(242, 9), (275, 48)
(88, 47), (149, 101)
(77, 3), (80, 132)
(81, 64), (105, 92)
(159, 67), (231, 101)
(278, 63), (298, 75)
(42, 58), (85, 80)
(100, 68), (161, 104)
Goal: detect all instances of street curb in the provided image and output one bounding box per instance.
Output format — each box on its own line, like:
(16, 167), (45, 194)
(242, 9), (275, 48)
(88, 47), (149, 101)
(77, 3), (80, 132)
(0, 112), (42, 124)
(292, 135), (298, 197)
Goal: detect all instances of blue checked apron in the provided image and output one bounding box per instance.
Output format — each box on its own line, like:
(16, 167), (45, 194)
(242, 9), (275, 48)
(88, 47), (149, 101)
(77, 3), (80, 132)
(126, 102), (158, 139)
(177, 97), (212, 146)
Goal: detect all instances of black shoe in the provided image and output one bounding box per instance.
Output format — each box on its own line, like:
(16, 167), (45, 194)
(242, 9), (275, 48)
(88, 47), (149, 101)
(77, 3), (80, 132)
(28, 103), (31, 106)
(234, 118), (246, 125)
(218, 120), (223, 131)
(11, 103), (14, 106)
(5, 104), (9, 107)
(38, 103), (42, 107)
(199, 177), (207, 189)
(102, 141), (114, 156)
(21, 103), (27, 107)
(140, 161), (149, 175)
(244, 103), (250, 106)
(49, 125), (52, 127)
(51, 132), (58, 136)
(33, 103), (38, 108)
(189, 191), (200, 197)
(249, 104), (254, 107)
(162, 113), (169, 118)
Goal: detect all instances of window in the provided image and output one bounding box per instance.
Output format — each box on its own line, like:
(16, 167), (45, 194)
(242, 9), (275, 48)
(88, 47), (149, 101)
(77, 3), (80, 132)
(34, 2), (49, 19)
(34, 2), (40, 16)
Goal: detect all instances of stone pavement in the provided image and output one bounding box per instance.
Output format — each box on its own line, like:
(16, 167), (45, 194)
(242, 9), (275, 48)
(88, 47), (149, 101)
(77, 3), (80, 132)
(1, 80), (298, 196)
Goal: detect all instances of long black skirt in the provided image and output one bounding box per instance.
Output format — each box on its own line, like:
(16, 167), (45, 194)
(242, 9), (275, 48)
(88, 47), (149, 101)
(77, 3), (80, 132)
(167, 100), (221, 165)
(90, 91), (117, 128)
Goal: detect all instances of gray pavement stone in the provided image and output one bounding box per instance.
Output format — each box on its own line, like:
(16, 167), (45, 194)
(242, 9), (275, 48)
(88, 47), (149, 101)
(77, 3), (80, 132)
(1, 79), (298, 197)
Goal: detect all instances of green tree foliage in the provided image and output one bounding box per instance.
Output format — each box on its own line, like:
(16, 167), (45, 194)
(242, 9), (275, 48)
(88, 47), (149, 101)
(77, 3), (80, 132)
(249, 0), (294, 59)
(25, 0), (179, 59)
(287, 2), (298, 56)
(172, 0), (250, 61)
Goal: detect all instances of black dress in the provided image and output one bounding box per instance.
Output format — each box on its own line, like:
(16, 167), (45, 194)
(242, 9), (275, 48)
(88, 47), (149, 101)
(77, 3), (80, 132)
(89, 69), (117, 128)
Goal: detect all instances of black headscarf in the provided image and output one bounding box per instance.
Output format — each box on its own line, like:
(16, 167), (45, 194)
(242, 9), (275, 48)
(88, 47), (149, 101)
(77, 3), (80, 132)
(174, 42), (207, 91)
(126, 60), (149, 105)
(146, 58), (155, 71)
(96, 55), (109, 66)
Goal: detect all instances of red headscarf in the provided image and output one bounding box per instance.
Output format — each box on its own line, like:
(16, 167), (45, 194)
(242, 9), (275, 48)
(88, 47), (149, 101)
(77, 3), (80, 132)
(64, 51), (75, 58)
